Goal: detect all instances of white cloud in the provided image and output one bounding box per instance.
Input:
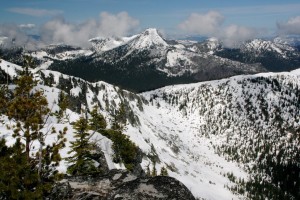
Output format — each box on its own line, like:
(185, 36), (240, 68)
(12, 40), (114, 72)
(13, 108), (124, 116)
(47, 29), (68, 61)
(277, 16), (300, 35)
(99, 12), (140, 37)
(179, 11), (259, 47)
(40, 12), (139, 47)
(19, 24), (36, 29)
(8, 8), (63, 17)
(178, 11), (224, 36)
(0, 12), (139, 49)
(0, 24), (41, 50)
(222, 25), (258, 47)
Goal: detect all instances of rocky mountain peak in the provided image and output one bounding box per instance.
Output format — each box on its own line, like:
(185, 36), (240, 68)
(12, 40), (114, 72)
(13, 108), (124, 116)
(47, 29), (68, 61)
(127, 28), (168, 49)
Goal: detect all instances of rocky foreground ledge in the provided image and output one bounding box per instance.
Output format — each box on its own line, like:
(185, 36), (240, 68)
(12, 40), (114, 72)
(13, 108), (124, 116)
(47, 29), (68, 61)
(48, 169), (196, 200)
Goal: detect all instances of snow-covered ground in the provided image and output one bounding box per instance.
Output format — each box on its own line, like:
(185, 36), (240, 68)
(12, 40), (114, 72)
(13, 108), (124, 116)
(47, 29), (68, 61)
(1, 58), (299, 199)
(124, 95), (248, 199)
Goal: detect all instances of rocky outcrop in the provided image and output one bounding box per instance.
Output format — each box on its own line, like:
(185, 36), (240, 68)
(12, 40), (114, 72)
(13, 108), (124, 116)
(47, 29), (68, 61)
(48, 169), (195, 200)
(107, 175), (195, 200)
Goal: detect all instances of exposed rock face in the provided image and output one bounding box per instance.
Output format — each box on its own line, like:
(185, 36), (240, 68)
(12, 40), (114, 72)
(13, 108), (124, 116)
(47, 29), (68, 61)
(48, 169), (195, 200)
(107, 176), (196, 200)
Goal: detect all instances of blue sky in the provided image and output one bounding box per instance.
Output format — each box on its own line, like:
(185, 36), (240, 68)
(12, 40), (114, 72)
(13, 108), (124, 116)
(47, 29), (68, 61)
(1, 0), (300, 47)
(1, 0), (300, 31)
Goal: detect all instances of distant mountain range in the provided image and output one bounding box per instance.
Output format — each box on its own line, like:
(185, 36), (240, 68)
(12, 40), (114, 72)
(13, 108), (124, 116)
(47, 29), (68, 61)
(1, 28), (300, 92)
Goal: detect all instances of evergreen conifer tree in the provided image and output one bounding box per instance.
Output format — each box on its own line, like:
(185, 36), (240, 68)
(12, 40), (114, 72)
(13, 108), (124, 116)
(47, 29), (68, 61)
(160, 166), (168, 176)
(146, 164), (151, 177)
(0, 138), (43, 199)
(0, 55), (67, 198)
(89, 105), (106, 132)
(112, 102), (126, 130)
(151, 162), (157, 176)
(57, 91), (69, 123)
(67, 117), (99, 175)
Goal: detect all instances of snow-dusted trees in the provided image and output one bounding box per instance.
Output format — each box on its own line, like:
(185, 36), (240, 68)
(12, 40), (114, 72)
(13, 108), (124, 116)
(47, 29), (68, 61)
(0, 56), (67, 199)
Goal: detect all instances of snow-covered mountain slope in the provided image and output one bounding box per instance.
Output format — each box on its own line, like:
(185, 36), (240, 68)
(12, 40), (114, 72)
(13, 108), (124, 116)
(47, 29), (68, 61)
(0, 59), (247, 199)
(273, 35), (300, 47)
(142, 70), (300, 199)
(214, 38), (300, 73)
(40, 28), (266, 92)
(242, 39), (296, 58)
(90, 28), (168, 53)
(89, 28), (264, 77)
(2, 29), (299, 93)
(89, 35), (137, 52)
(30, 44), (93, 62)
(126, 28), (168, 50)
(1, 58), (299, 199)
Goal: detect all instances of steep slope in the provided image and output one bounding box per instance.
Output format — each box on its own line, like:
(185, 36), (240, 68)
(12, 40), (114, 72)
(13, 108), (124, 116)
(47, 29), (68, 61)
(2, 58), (299, 199)
(0, 59), (248, 199)
(89, 35), (137, 52)
(142, 70), (300, 199)
(215, 38), (300, 72)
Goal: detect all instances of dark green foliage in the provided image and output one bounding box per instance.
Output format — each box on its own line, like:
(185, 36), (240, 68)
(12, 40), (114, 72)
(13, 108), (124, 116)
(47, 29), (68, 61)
(49, 56), (195, 92)
(0, 47), (24, 66)
(160, 166), (168, 176)
(0, 138), (43, 199)
(100, 129), (137, 171)
(57, 91), (69, 123)
(0, 85), (10, 114)
(89, 105), (107, 132)
(41, 72), (55, 87)
(7, 57), (50, 159)
(67, 117), (100, 175)
(0, 56), (67, 199)
(146, 164), (151, 177)
(112, 102), (127, 130)
(226, 173), (295, 200)
(151, 162), (157, 177)
(202, 76), (300, 199)
(215, 47), (300, 72)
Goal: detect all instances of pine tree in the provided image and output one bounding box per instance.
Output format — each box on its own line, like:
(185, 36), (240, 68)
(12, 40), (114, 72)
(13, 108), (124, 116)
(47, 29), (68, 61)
(89, 105), (106, 132)
(0, 55), (67, 198)
(0, 85), (9, 114)
(146, 164), (151, 177)
(151, 162), (157, 177)
(67, 117), (99, 175)
(160, 166), (168, 176)
(112, 102), (126, 130)
(0, 138), (42, 199)
(7, 57), (49, 160)
(57, 91), (69, 123)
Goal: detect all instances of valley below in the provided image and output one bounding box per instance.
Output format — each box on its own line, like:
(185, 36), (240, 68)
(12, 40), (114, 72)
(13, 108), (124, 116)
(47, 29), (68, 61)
(0, 29), (299, 199)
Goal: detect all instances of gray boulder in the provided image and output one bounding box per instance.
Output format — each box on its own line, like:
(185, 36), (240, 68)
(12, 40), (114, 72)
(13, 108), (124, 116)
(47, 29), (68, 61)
(48, 169), (195, 200)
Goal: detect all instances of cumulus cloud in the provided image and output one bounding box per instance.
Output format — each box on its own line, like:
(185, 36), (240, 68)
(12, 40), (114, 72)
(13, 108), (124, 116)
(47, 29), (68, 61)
(8, 7), (63, 17)
(179, 11), (259, 47)
(222, 25), (258, 47)
(0, 24), (42, 50)
(277, 16), (300, 35)
(40, 11), (139, 47)
(178, 11), (224, 36)
(99, 12), (140, 37)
